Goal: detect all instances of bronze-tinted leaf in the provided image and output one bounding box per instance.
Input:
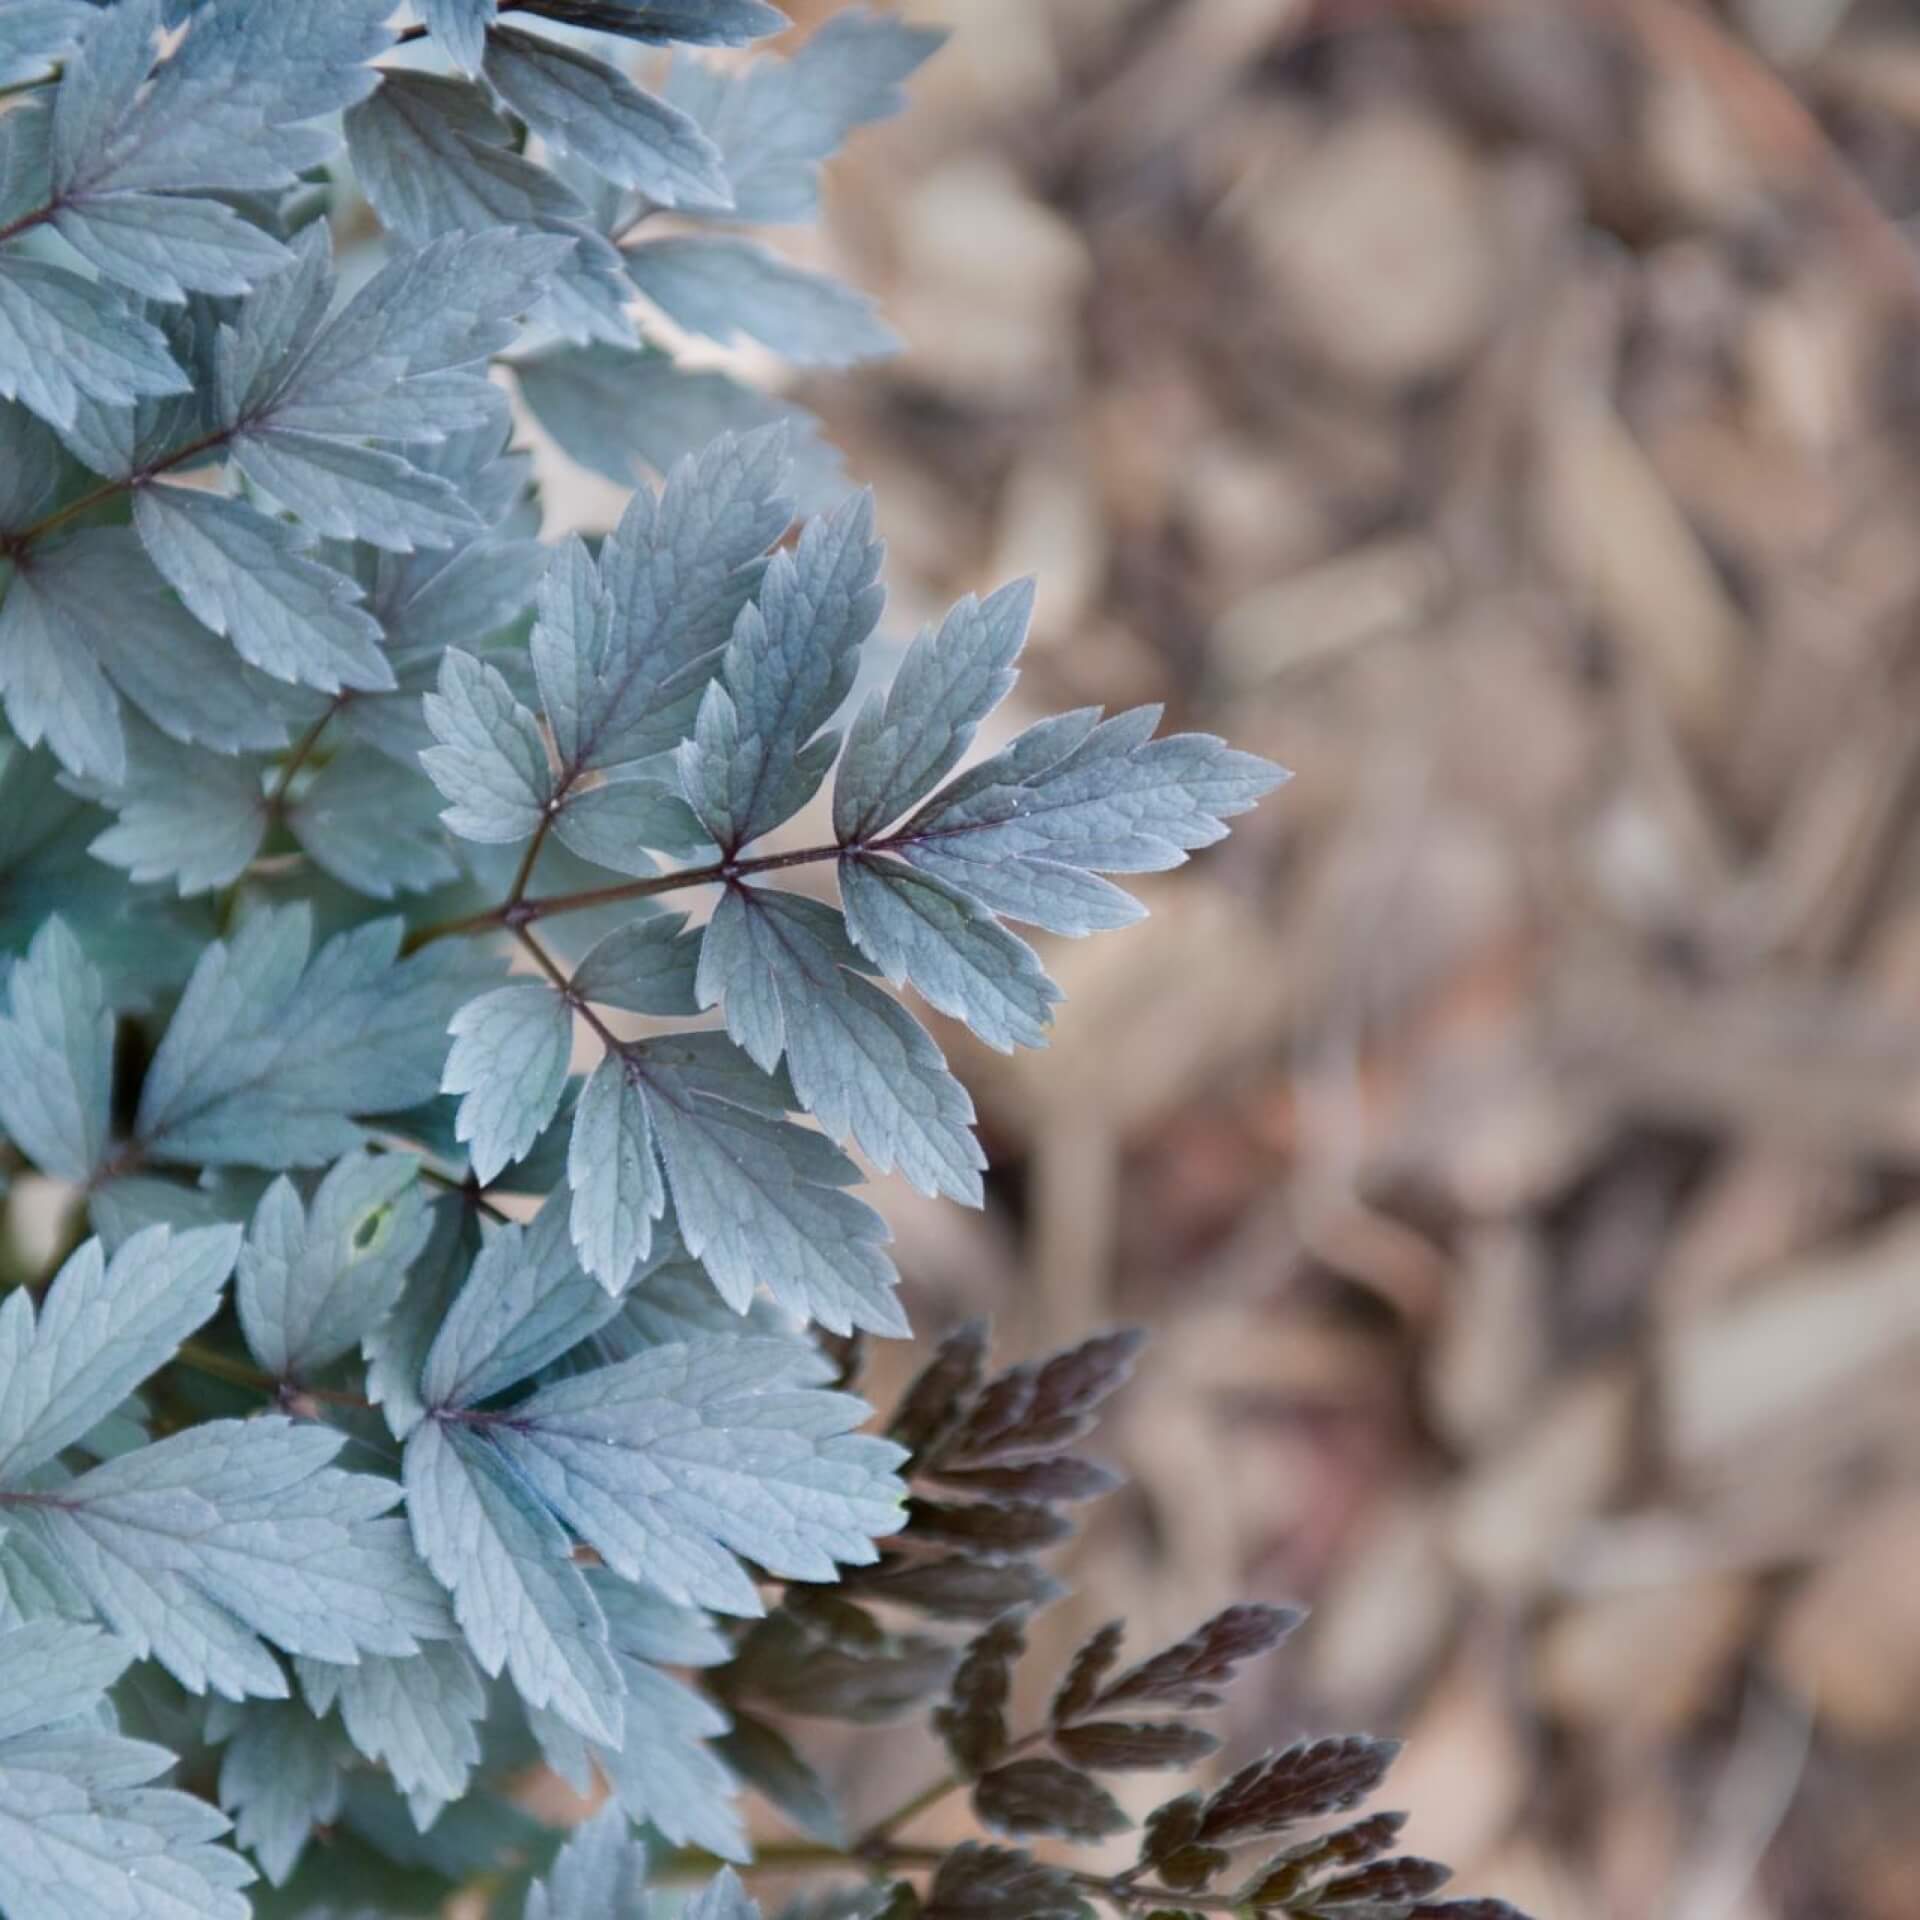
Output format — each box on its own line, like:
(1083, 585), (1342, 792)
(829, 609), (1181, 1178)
(1096, 1603), (1303, 1712)
(922, 1843), (1089, 1920)
(905, 1497), (1072, 1554)
(1199, 1735), (1400, 1844)
(973, 1756), (1130, 1840)
(1054, 1720), (1220, 1772)
(1244, 1810), (1409, 1903)
(927, 1456), (1122, 1504)
(935, 1614), (1025, 1776)
(888, 1318), (990, 1462)
(1050, 1620), (1125, 1726)
(855, 1553), (1065, 1621)
(932, 1329), (1145, 1469)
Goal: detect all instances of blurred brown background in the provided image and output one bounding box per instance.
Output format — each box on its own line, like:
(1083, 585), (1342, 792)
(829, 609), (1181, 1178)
(714, 0), (1920, 1914)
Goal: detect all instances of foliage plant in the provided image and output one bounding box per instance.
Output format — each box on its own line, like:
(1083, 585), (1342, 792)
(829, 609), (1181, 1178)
(0, 4), (1529, 1917)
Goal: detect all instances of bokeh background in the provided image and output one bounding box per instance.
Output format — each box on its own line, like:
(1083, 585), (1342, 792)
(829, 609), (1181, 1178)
(657, 1), (1920, 1915)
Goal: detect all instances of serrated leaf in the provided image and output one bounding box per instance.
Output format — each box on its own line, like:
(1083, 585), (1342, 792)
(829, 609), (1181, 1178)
(567, 1050), (666, 1292)
(135, 903), (502, 1169)
(4, 527), (300, 762)
(480, 1336), (905, 1612)
(516, 339), (845, 504)
(922, 1844), (1088, 1920)
(724, 1610), (954, 1724)
(47, 0), (390, 205)
(638, 1037), (906, 1336)
(540, 1573), (747, 1859)
(678, 489), (884, 852)
(886, 1318), (989, 1461)
(214, 1696), (345, 1885)
(0, 536), (128, 779)
(82, 717), (267, 895)
(420, 1192), (623, 1413)
(0, 1224), (239, 1481)
(226, 226), (565, 445)
(1050, 1622), (1125, 1727)
(838, 853), (1059, 1054)
(973, 1756), (1129, 1841)
(524, 1803), (649, 1920)
(0, 1623), (252, 1920)
(1308, 1856), (1453, 1909)
(289, 747), (463, 899)
(0, 914), (112, 1183)
(56, 191), (291, 305)
(1241, 1811), (1409, 1905)
(403, 1416), (622, 1743)
(894, 709), (1286, 935)
(10, 1417), (444, 1696)
(934, 1614), (1023, 1776)
(441, 983), (574, 1186)
(341, 70), (622, 346)
(664, 7), (943, 226)
(0, 253), (187, 429)
(698, 882), (983, 1203)
(628, 235), (896, 365)
(553, 768), (709, 872)
(486, 25), (731, 207)
(834, 580), (1033, 842)
(133, 485), (391, 695)
(1095, 1602), (1302, 1714)
(233, 429), (479, 553)
(532, 428), (792, 777)
(1198, 1736), (1401, 1845)
(423, 647), (555, 844)
(235, 1150), (429, 1382)
(573, 911), (704, 1015)
(364, 1192), (479, 1442)
(298, 1641), (487, 1828)
(934, 1329), (1146, 1472)
(854, 1553), (1063, 1623)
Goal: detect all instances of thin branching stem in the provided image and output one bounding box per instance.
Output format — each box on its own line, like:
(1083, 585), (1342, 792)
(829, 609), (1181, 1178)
(0, 427), (235, 557)
(403, 837), (873, 953)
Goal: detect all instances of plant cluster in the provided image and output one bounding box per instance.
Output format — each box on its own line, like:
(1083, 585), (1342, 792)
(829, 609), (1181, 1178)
(0, 3), (1528, 1917)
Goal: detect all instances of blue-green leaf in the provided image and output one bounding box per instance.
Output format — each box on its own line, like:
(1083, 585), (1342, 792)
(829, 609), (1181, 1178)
(628, 235), (897, 366)
(485, 25), (731, 207)
(0, 915), (113, 1184)
(833, 579), (1033, 843)
(441, 983), (574, 1187)
(0, 1224), (239, 1481)
(423, 647), (555, 844)
(0, 1621), (253, 1920)
(236, 1150), (430, 1383)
